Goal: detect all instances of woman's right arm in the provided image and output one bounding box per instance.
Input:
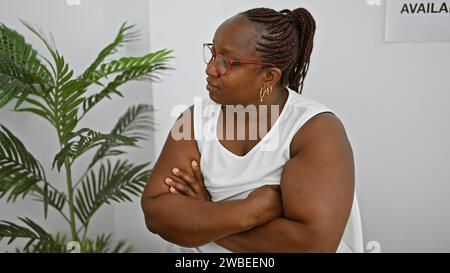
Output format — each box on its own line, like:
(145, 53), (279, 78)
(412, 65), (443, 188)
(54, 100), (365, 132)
(140, 105), (278, 248)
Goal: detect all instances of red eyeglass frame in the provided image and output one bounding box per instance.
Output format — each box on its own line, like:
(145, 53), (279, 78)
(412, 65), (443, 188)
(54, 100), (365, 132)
(203, 43), (276, 76)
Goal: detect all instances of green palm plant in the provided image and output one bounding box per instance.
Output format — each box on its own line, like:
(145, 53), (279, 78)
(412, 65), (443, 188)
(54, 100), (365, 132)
(0, 21), (173, 252)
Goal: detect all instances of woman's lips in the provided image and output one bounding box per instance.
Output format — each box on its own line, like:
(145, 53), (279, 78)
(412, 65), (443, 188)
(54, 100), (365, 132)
(206, 80), (219, 92)
(206, 83), (218, 92)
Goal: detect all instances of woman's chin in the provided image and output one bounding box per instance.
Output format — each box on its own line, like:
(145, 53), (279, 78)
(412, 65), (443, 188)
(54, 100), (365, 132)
(207, 87), (221, 100)
(208, 91), (221, 102)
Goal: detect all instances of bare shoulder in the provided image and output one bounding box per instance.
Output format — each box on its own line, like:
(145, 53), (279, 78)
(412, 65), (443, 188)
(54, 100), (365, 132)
(289, 112), (351, 157)
(141, 104), (200, 199)
(281, 111), (354, 251)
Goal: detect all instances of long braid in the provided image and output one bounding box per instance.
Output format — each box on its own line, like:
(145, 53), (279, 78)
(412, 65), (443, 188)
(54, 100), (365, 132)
(240, 7), (316, 94)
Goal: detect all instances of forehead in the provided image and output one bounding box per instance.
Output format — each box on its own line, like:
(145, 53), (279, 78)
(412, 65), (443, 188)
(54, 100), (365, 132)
(213, 16), (261, 59)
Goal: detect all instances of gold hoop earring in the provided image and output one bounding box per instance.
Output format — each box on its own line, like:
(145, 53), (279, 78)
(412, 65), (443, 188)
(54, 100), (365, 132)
(259, 86), (272, 102)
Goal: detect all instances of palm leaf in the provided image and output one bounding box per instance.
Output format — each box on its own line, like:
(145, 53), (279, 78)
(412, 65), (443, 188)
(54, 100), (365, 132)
(74, 159), (150, 226)
(31, 185), (67, 212)
(20, 21), (86, 142)
(49, 56), (82, 141)
(0, 23), (53, 110)
(0, 72), (36, 110)
(84, 48), (170, 82)
(14, 96), (56, 126)
(80, 49), (173, 117)
(20, 20), (59, 76)
(88, 104), (154, 168)
(81, 22), (139, 82)
(0, 23), (52, 83)
(52, 128), (137, 171)
(56, 78), (88, 139)
(0, 125), (47, 203)
(0, 23), (56, 124)
(0, 217), (63, 252)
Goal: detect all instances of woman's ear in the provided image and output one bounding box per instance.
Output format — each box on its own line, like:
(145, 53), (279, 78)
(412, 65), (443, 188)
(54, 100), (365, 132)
(262, 67), (282, 87)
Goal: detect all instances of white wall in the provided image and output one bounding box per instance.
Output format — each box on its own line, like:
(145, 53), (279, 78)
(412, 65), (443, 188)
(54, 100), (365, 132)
(1, 0), (449, 252)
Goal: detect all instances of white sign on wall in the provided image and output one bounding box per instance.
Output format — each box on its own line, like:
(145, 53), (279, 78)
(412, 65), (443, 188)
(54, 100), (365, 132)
(385, 0), (450, 42)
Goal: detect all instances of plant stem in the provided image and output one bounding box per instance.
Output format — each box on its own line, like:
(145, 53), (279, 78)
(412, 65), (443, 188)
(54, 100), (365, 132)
(64, 160), (79, 241)
(82, 221), (90, 242)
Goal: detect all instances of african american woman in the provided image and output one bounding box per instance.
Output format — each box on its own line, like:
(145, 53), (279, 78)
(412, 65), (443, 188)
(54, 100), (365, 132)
(141, 7), (355, 253)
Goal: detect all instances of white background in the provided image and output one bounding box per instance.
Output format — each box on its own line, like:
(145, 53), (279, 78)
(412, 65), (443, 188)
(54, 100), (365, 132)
(1, 0), (449, 252)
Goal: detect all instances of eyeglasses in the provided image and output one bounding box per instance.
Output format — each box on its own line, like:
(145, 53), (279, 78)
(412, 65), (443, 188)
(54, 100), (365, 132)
(203, 43), (275, 76)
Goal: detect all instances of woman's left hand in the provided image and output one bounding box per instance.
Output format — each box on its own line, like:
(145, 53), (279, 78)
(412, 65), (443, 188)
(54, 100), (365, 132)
(164, 160), (211, 201)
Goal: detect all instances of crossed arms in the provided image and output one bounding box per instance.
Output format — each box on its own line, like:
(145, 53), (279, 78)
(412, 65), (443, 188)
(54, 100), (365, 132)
(140, 106), (355, 252)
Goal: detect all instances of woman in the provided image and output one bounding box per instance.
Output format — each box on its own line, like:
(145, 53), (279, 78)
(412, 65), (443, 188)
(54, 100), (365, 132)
(141, 7), (355, 252)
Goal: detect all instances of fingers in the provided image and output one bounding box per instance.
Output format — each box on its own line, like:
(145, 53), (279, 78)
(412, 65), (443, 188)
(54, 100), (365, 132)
(171, 167), (202, 193)
(164, 177), (195, 198)
(171, 168), (194, 183)
(166, 161), (211, 201)
(191, 160), (203, 183)
(191, 160), (211, 201)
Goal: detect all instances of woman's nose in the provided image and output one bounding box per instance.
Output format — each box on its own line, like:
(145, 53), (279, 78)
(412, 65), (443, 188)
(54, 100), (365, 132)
(205, 61), (219, 77)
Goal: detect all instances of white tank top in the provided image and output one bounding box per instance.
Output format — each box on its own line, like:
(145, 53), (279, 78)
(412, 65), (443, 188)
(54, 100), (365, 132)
(163, 88), (351, 252)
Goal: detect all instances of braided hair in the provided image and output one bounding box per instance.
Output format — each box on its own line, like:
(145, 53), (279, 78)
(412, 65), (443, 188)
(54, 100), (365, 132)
(239, 7), (316, 94)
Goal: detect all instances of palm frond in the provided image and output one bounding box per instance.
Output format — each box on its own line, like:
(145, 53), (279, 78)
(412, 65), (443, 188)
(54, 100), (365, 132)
(0, 125), (47, 203)
(0, 217), (63, 252)
(74, 159), (150, 226)
(56, 78), (88, 139)
(0, 23), (53, 108)
(0, 72), (36, 110)
(0, 24), (52, 81)
(31, 185), (67, 212)
(20, 21), (88, 141)
(48, 55), (82, 141)
(14, 96), (56, 126)
(20, 20), (59, 76)
(89, 104), (154, 168)
(81, 22), (139, 81)
(83, 47), (170, 82)
(52, 128), (137, 171)
(80, 49), (173, 117)
(0, 24), (56, 124)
